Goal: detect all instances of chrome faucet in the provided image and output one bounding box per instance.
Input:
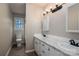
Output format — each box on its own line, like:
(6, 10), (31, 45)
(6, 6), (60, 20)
(69, 39), (79, 47)
(42, 33), (46, 37)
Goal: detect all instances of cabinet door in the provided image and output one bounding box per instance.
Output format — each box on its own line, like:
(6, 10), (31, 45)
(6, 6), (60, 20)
(47, 46), (67, 56)
(37, 41), (42, 56)
(40, 42), (49, 56)
(34, 38), (40, 55)
(67, 4), (79, 32)
(54, 48), (67, 56)
(47, 46), (55, 56)
(34, 39), (67, 56)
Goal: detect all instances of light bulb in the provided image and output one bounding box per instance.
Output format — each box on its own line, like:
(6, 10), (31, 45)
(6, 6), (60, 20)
(43, 11), (46, 15)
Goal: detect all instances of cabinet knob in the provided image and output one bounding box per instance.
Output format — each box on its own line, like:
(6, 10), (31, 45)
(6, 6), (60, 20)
(48, 48), (50, 51)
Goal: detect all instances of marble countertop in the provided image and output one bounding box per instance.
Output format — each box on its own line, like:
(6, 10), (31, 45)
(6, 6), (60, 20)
(34, 33), (79, 56)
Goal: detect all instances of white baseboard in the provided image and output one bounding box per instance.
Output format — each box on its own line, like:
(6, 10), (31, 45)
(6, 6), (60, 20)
(5, 46), (12, 56)
(25, 49), (35, 53)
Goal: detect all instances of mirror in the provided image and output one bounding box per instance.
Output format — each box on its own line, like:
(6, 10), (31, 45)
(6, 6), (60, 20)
(66, 4), (79, 32)
(42, 14), (49, 35)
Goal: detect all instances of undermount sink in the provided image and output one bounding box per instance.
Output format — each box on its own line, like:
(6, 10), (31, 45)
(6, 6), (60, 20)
(43, 35), (79, 54)
(58, 42), (79, 54)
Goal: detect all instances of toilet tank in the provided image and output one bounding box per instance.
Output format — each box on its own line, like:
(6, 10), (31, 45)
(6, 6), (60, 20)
(16, 30), (23, 39)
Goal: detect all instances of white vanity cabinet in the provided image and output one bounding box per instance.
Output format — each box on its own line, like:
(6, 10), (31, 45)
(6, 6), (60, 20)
(40, 41), (49, 56)
(34, 37), (41, 55)
(34, 38), (47, 56)
(34, 37), (67, 56)
(52, 48), (66, 56)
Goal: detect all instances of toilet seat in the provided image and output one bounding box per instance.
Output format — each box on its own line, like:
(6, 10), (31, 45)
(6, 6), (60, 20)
(16, 39), (22, 42)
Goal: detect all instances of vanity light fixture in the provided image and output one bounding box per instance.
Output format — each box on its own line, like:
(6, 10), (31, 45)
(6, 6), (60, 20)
(51, 3), (65, 13)
(43, 3), (65, 16)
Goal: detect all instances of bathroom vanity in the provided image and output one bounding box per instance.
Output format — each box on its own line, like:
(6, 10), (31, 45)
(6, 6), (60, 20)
(34, 34), (79, 56)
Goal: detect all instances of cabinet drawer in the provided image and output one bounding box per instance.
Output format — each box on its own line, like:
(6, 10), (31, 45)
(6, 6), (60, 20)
(40, 42), (48, 49)
(40, 42), (50, 56)
(49, 47), (67, 56)
(34, 38), (39, 44)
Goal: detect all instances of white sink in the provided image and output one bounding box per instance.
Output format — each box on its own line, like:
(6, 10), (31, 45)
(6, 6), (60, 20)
(58, 42), (79, 55)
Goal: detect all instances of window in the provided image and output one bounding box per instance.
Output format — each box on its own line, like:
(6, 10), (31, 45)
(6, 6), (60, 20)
(15, 17), (24, 30)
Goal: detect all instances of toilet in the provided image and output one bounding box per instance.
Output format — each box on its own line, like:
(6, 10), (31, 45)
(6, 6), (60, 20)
(16, 38), (22, 47)
(16, 34), (22, 47)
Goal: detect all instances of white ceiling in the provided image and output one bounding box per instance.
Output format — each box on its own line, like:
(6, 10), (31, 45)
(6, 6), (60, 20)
(9, 3), (25, 15)
(31, 3), (49, 8)
(9, 3), (56, 15)
(9, 3), (48, 15)
(30, 3), (56, 10)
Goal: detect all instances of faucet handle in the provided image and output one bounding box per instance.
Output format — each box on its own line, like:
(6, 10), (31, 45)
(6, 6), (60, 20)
(43, 34), (46, 37)
(76, 43), (79, 47)
(69, 39), (75, 45)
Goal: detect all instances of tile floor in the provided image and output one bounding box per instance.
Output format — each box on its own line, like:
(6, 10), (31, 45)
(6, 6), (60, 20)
(8, 45), (37, 56)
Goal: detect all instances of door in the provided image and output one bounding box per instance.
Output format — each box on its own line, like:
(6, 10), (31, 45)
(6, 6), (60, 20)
(13, 16), (25, 45)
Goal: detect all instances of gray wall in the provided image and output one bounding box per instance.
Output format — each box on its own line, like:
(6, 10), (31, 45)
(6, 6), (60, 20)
(48, 3), (79, 39)
(25, 3), (79, 51)
(25, 4), (43, 50)
(0, 4), (12, 55)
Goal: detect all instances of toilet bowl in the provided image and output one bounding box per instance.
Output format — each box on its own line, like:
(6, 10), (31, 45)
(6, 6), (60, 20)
(16, 32), (23, 47)
(16, 38), (22, 47)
